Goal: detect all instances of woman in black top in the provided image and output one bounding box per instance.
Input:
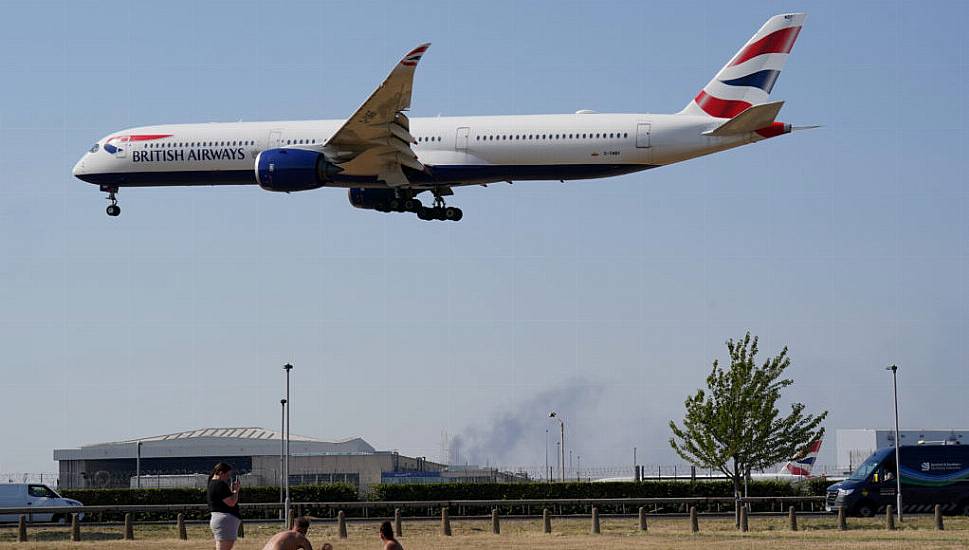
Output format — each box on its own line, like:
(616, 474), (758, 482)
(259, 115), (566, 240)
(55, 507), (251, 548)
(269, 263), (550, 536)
(207, 462), (241, 550)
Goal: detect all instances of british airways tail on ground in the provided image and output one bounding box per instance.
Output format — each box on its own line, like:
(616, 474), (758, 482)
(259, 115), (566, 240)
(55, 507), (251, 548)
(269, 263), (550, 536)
(73, 14), (810, 220)
(776, 438), (823, 478)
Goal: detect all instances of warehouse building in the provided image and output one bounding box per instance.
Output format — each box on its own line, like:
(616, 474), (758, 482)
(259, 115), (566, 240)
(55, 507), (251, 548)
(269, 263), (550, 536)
(53, 427), (450, 494)
(836, 429), (968, 473)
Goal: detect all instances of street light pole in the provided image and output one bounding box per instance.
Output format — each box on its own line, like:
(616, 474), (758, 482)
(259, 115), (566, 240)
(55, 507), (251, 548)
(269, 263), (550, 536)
(887, 364), (903, 522)
(279, 398), (286, 519)
(544, 428), (549, 482)
(136, 442), (142, 489)
(549, 411), (565, 482)
(283, 363), (293, 527)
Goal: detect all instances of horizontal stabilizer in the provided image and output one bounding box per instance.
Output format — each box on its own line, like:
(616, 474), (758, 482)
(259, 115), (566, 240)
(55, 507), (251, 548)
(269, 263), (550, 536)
(704, 101), (784, 136)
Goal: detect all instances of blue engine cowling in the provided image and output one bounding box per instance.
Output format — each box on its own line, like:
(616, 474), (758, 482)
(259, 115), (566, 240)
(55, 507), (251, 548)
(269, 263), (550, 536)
(255, 148), (341, 192)
(348, 188), (398, 210)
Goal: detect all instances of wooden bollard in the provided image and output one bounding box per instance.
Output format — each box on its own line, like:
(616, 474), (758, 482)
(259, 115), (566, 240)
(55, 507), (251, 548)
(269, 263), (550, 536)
(689, 506), (699, 533)
(591, 507), (601, 534)
(71, 513), (81, 541)
(885, 505), (895, 530)
(837, 507), (847, 531)
(17, 514), (26, 542)
(543, 508), (551, 533)
(177, 513), (187, 540)
(935, 504), (944, 530)
(124, 513), (134, 540)
(441, 507), (452, 536)
(638, 506), (647, 532)
(788, 506), (798, 531)
(394, 508), (402, 537)
(491, 508), (500, 534)
(740, 505), (748, 532)
(237, 520), (244, 539)
(337, 511), (348, 539)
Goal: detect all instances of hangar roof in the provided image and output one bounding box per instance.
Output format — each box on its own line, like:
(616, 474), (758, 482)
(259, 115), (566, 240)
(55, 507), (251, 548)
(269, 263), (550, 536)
(54, 427), (375, 461)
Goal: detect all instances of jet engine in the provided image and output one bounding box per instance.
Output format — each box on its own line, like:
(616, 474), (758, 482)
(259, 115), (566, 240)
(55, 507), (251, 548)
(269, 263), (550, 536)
(255, 148), (341, 192)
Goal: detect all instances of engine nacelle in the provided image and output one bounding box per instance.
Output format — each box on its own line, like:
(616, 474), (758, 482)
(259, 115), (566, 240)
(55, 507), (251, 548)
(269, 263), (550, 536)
(255, 148), (341, 192)
(348, 188), (398, 210)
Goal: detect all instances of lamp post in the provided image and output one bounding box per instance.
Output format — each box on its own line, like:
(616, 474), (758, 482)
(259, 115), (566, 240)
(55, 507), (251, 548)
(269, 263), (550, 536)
(279, 398), (286, 519)
(544, 428), (549, 482)
(886, 364), (903, 522)
(549, 411), (564, 482)
(136, 441), (142, 489)
(283, 363), (293, 527)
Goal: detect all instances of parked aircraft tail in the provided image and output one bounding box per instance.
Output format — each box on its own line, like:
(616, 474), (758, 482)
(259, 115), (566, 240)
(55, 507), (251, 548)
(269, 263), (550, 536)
(681, 13), (806, 118)
(778, 439), (823, 477)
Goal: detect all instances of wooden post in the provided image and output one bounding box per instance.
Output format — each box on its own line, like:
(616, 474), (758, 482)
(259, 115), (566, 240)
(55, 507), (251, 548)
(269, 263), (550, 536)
(885, 504), (895, 530)
(441, 507), (452, 536)
(543, 508), (551, 533)
(71, 513), (80, 542)
(237, 520), (245, 539)
(837, 507), (847, 531)
(788, 506), (797, 531)
(638, 506), (647, 532)
(689, 506), (699, 534)
(934, 504), (944, 530)
(591, 507), (600, 534)
(394, 508), (402, 537)
(177, 513), (187, 540)
(17, 514), (26, 542)
(123, 513), (134, 540)
(740, 505), (748, 532)
(337, 511), (348, 539)
(491, 508), (500, 534)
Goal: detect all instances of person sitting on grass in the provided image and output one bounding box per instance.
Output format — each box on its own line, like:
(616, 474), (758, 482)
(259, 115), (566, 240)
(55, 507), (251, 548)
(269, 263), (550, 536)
(262, 516), (316, 550)
(379, 520), (402, 550)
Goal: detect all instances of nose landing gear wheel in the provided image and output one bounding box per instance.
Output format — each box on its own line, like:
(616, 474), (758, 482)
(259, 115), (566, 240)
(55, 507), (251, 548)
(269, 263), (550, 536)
(101, 185), (121, 217)
(106, 204), (121, 217)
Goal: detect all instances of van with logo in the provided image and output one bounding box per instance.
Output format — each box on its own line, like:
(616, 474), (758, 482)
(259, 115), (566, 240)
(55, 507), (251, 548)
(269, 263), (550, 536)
(826, 443), (969, 516)
(0, 484), (84, 523)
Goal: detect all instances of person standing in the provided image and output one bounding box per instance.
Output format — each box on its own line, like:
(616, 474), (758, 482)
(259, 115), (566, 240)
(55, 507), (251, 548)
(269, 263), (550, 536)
(207, 462), (242, 550)
(379, 520), (402, 550)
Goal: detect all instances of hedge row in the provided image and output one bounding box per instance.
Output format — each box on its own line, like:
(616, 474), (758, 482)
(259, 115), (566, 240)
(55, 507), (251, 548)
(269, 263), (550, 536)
(60, 484), (356, 521)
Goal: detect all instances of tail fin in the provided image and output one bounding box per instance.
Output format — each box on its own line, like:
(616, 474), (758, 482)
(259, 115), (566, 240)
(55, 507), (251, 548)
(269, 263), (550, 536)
(681, 13), (806, 118)
(779, 439), (823, 477)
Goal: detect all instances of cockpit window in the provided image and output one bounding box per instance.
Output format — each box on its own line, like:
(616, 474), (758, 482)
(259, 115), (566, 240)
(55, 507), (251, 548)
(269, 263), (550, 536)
(89, 143), (100, 153)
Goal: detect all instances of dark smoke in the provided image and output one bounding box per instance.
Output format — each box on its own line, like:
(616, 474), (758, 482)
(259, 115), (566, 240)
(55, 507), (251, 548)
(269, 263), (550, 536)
(448, 380), (603, 467)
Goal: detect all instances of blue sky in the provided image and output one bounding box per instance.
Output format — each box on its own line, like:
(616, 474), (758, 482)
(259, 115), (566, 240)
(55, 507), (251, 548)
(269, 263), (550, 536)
(1, 0), (967, 477)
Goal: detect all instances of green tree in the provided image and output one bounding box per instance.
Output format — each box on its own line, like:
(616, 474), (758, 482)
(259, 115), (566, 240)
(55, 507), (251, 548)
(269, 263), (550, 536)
(669, 332), (827, 500)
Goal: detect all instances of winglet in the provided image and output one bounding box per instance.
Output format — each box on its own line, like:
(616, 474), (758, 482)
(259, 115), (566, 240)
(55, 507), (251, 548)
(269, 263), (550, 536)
(400, 43), (431, 67)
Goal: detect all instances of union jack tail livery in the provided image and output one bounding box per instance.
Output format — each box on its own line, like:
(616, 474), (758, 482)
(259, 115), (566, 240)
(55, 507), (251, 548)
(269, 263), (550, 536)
(681, 13), (806, 118)
(779, 439), (823, 477)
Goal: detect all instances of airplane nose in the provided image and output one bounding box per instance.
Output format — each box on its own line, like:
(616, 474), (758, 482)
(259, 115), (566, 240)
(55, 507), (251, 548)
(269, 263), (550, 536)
(72, 157), (85, 177)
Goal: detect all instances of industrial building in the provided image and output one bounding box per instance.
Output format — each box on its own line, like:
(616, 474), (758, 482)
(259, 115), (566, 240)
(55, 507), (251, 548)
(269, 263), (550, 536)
(836, 429), (968, 473)
(53, 427), (513, 494)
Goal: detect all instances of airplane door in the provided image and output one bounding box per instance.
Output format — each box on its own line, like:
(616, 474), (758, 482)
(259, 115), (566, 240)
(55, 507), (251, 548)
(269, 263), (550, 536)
(636, 123), (651, 148)
(268, 130), (283, 149)
(116, 136), (128, 159)
(455, 127), (470, 151)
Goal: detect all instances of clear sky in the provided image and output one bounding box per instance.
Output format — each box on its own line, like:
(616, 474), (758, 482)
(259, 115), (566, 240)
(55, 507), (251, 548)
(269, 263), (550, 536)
(1, 0), (966, 477)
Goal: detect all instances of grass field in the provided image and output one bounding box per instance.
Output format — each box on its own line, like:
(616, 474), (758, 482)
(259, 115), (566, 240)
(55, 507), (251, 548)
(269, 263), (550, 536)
(2, 516), (969, 549)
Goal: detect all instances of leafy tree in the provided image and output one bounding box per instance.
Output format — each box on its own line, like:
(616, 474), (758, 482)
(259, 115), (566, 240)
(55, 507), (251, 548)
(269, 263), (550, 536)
(669, 332), (827, 500)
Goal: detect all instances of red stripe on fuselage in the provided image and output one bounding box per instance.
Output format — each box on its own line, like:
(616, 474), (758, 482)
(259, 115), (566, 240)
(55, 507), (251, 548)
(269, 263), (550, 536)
(108, 134), (173, 142)
(730, 26), (801, 66)
(694, 90), (751, 118)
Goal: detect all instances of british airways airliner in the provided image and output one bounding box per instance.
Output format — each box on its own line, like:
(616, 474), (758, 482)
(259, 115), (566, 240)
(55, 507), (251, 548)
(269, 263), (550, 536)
(73, 13), (812, 220)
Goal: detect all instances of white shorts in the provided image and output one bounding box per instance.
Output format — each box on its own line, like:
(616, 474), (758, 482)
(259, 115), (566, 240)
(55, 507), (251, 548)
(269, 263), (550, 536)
(210, 512), (241, 541)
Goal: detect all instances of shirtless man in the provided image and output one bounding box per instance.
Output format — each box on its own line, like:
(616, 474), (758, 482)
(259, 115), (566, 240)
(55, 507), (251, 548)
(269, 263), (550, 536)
(379, 520), (402, 550)
(262, 517), (314, 550)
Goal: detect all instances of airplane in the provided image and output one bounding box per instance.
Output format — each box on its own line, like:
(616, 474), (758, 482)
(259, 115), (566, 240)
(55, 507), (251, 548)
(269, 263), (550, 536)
(73, 13), (812, 220)
(594, 439), (827, 483)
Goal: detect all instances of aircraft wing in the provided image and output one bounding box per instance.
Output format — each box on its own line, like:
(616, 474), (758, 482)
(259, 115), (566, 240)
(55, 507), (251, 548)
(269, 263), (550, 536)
(324, 43), (430, 187)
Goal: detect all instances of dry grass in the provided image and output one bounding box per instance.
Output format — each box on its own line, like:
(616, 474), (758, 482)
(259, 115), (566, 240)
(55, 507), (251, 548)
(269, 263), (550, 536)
(2, 516), (969, 549)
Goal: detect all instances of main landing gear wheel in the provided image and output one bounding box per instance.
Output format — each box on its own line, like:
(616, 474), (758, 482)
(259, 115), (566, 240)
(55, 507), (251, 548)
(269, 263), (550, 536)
(415, 192), (462, 222)
(102, 186), (121, 217)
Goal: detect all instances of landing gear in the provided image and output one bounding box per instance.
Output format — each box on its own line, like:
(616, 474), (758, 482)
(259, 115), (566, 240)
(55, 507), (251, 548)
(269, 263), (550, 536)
(101, 185), (121, 217)
(415, 192), (463, 222)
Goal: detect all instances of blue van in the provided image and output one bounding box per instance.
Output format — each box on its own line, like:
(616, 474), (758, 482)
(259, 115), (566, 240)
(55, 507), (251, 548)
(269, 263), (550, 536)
(827, 443), (969, 516)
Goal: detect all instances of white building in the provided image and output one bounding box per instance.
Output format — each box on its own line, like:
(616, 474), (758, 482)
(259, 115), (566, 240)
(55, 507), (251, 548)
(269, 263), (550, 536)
(836, 429), (969, 472)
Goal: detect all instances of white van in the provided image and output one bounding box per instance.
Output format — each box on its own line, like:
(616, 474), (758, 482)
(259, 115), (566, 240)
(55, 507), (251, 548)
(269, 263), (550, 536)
(0, 484), (84, 523)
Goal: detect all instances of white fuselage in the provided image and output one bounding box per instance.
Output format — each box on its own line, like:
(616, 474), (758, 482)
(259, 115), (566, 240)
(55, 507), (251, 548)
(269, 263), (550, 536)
(72, 112), (765, 190)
